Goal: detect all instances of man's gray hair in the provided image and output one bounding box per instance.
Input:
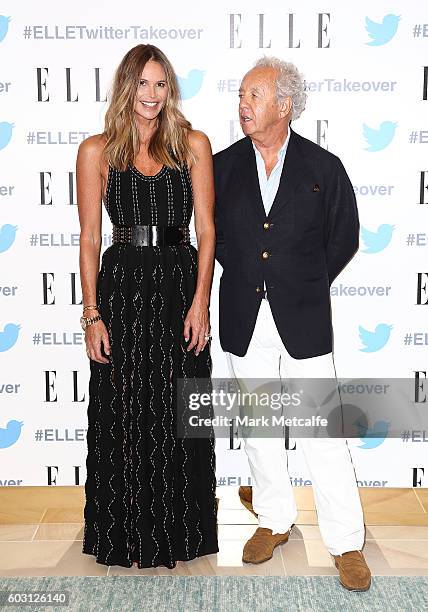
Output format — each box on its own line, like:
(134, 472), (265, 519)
(254, 56), (307, 121)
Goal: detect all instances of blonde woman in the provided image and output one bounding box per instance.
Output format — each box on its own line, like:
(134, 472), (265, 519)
(77, 44), (218, 569)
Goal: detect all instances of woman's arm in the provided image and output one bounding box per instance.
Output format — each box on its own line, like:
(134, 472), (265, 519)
(184, 129), (215, 356)
(76, 135), (110, 363)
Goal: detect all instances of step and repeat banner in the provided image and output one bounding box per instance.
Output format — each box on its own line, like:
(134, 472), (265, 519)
(1, 1), (427, 489)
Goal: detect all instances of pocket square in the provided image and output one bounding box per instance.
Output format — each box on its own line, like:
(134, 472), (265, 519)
(312, 184), (320, 192)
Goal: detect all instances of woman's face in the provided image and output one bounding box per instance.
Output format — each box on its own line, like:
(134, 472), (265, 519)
(133, 59), (168, 121)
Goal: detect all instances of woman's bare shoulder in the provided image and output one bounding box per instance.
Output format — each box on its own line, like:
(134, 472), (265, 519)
(187, 129), (212, 152)
(187, 129), (212, 170)
(78, 133), (107, 161)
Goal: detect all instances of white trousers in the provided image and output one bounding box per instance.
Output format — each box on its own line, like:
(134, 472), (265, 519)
(226, 298), (365, 555)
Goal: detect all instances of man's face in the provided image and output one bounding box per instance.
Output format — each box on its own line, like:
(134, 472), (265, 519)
(239, 66), (284, 139)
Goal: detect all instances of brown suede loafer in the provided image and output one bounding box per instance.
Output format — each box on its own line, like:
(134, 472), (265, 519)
(333, 550), (371, 591)
(242, 527), (290, 564)
(238, 486), (258, 518)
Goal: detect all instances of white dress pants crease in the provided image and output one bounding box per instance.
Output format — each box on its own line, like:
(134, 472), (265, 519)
(226, 298), (365, 556)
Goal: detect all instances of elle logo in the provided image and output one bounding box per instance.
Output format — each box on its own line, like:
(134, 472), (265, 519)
(229, 12), (331, 49)
(36, 68), (107, 102)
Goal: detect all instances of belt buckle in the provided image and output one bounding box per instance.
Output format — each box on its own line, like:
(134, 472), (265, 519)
(132, 225), (142, 245)
(132, 225), (151, 246)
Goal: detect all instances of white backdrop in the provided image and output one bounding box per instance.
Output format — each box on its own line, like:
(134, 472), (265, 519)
(1, 1), (427, 488)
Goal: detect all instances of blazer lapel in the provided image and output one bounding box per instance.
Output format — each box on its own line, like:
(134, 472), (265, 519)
(232, 129), (306, 222)
(232, 137), (266, 222)
(267, 128), (305, 220)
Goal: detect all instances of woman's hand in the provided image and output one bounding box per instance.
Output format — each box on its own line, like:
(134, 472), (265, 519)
(183, 300), (210, 356)
(85, 319), (111, 364)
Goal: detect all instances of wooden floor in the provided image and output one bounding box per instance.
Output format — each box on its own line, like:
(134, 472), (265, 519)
(0, 487), (427, 576)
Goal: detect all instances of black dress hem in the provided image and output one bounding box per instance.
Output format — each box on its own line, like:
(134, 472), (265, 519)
(82, 544), (220, 570)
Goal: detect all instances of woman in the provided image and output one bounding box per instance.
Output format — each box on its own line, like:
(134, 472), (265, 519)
(76, 44), (218, 569)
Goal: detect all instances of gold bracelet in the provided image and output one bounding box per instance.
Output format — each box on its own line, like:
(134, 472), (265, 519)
(83, 304), (98, 312)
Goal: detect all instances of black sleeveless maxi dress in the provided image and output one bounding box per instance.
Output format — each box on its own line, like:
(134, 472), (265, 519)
(82, 161), (218, 569)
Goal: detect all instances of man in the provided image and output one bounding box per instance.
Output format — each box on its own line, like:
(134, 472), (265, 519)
(213, 57), (371, 592)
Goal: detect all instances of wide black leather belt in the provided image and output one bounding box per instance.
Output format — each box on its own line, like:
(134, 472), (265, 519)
(112, 224), (190, 247)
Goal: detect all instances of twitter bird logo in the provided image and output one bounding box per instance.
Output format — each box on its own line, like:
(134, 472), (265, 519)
(0, 420), (24, 449)
(355, 420), (389, 449)
(0, 122), (14, 150)
(359, 323), (392, 353)
(363, 121), (397, 152)
(365, 14), (400, 46)
(361, 224), (394, 254)
(366, 14), (401, 47)
(0, 224), (18, 253)
(0, 16), (11, 43)
(0, 323), (21, 352)
(178, 70), (205, 100)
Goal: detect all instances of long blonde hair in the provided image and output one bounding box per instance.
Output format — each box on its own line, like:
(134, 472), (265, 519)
(103, 44), (195, 171)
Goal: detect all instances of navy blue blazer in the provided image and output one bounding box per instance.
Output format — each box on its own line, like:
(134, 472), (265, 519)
(213, 128), (359, 359)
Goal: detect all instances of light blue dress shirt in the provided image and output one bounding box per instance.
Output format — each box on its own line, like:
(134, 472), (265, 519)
(252, 129), (291, 216)
(252, 129), (291, 293)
